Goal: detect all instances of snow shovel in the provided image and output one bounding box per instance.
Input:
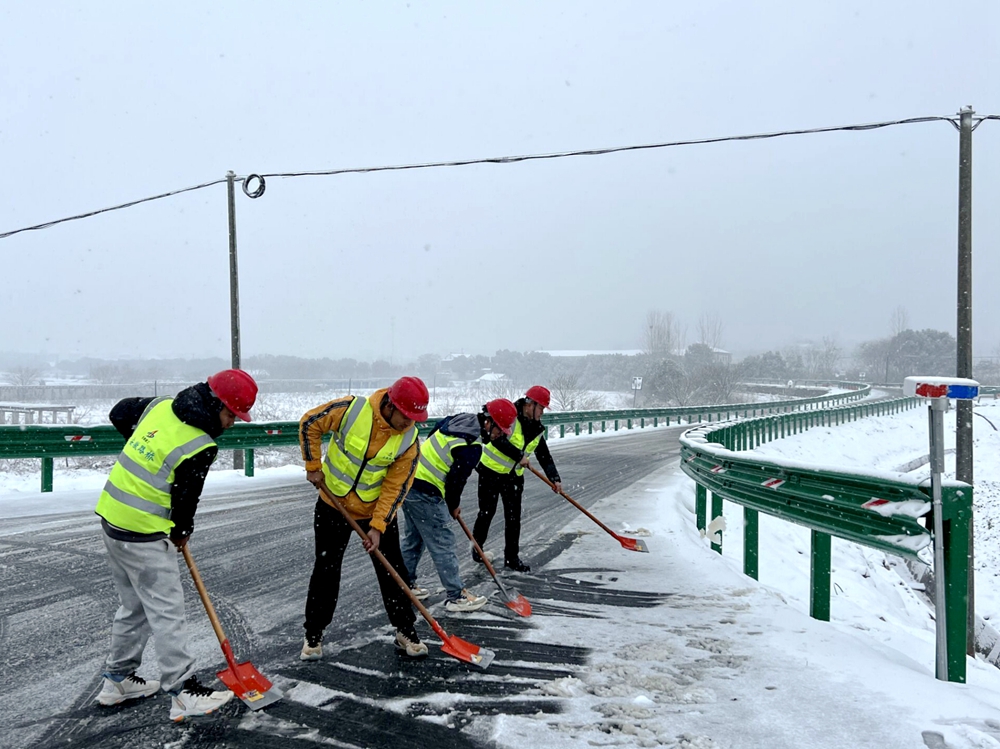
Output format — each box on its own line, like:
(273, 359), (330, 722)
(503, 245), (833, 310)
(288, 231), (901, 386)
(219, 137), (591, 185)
(317, 484), (495, 669)
(528, 465), (649, 553)
(181, 546), (282, 710)
(455, 513), (532, 617)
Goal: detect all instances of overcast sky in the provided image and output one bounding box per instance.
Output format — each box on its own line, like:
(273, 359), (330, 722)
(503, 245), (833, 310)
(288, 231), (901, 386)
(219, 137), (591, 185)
(2, 2), (999, 363)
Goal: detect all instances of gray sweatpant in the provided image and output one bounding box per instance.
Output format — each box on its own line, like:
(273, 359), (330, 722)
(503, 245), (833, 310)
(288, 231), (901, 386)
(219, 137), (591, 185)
(102, 534), (196, 693)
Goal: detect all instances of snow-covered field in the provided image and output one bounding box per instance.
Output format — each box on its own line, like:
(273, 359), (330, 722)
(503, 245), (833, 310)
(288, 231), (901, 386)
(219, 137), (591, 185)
(5, 391), (1000, 746)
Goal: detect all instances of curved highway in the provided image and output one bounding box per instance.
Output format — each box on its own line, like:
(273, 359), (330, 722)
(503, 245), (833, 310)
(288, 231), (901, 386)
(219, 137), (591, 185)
(1, 425), (684, 749)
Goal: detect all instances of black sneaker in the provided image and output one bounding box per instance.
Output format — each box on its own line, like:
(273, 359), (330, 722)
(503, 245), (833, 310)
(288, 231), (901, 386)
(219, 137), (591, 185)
(504, 559), (531, 572)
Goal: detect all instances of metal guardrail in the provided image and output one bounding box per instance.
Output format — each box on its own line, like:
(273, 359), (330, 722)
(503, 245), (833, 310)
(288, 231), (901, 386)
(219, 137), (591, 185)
(678, 393), (971, 683)
(1, 382), (872, 492)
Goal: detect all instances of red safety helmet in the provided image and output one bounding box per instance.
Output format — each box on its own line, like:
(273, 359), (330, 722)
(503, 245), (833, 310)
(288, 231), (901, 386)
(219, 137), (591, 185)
(485, 398), (517, 435)
(387, 376), (429, 422)
(525, 385), (551, 409)
(207, 369), (258, 422)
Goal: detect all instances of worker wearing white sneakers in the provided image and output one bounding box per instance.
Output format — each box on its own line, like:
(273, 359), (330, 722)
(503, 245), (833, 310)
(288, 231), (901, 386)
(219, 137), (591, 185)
(94, 370), (258, 721)
(299, 377), (429, 662)
(400, 400), (517, 613)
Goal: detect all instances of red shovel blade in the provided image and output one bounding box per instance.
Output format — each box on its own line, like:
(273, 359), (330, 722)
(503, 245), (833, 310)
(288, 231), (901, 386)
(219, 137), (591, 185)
(440, 634), (495, 669)
(504, 593), (532, 617)
(616, 535), (649, 553)
(218, 661), (282, 710)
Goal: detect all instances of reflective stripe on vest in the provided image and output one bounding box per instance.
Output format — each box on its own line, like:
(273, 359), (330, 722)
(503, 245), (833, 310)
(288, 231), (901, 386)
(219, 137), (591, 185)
(95, 398), (217, 534)
(415, 430), (480, 495)
(479, 418), (543, 476)
(322, 396), (417, 502)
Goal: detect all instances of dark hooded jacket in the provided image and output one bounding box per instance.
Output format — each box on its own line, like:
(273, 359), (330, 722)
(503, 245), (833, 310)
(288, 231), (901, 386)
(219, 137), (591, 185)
(102, 382), (223, 543)
(409, 412), (487, 514)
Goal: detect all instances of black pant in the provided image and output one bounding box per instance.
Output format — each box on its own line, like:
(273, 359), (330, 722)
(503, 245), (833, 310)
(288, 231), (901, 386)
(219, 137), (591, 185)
(473, 469), (524, 564)
(304, 498), (416, 637)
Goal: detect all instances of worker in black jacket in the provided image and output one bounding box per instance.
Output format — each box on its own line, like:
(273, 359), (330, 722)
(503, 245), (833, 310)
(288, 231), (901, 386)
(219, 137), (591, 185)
(473, 386), (561, 572)
(94, 371), (257, 722)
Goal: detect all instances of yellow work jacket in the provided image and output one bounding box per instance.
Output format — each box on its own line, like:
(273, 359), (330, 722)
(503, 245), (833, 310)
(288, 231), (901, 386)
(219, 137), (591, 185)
(479, 418), (543, 476)
(95, 398), (216, 534)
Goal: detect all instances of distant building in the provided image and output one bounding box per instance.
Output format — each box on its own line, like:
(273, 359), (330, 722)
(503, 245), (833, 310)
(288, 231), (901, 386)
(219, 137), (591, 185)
(534, 349), (644, 358)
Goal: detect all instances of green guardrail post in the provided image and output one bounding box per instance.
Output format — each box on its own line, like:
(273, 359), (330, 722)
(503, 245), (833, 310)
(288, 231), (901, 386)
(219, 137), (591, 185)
(653, 416), (658, 427)
(601, 420), (606, 432)
(560, 424), (565, 438)
(695, 483), (707, 533)
(588, 422), (593, 434)
(744, 507), (759, 579)
(245, 449), (254, 477)
(710, 493), (723, 554)
(575, 423), (580, 436)
(614, 419), (619, 431)
(942, 484), (971, 683)
(810, 530), (832, 621)
(627, 418), (632, 430)
(42, 457), (54, 492)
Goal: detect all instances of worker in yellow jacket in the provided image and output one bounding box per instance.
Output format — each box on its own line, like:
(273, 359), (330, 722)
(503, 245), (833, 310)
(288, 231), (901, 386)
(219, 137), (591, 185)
(298, 377), (429, 661)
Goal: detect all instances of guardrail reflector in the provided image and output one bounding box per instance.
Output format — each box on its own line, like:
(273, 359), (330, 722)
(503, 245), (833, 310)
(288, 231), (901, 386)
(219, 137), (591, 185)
(265, 429), (282, 435)
(710, 465), (726, 474)
(64, 435), (92, 442)
(862, 498), (889, 509)
(761, 478), (785, 489)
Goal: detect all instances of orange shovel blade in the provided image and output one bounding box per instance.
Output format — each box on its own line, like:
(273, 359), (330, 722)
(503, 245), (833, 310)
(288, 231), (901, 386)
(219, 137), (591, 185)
(617, 535), (649, 553)
(505, 593), (532, 617)
(440, 635), (495, 669)
(217, 661), (282, 709)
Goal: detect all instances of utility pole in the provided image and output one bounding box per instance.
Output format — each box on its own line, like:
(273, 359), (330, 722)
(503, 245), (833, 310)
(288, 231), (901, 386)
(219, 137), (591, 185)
(954, 107), (974, 652)
(226, 170), (244, 471)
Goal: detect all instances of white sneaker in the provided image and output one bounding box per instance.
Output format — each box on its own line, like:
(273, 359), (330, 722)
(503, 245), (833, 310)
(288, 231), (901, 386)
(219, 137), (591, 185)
(300, 633), (323, 661)
(96, 672), (160, 705)
(445, 589), (488, 613)
(168, 678), (234, 722)
(394, 628), (429, 657)
(410, 585), (430, 600)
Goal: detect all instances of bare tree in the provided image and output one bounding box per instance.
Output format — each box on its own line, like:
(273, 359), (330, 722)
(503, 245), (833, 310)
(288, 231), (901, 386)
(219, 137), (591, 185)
(90, 364), (138, 385)
(5, 366), (42, 388)
(479, 376), (520, 403)
(697, 313), (724, 350)
(4, 366), (42, 401)
(890, 306), (909, 336)
(644, 310), (684, 359)
(818, 336), (842, 377)
(549, 373), (605, 412)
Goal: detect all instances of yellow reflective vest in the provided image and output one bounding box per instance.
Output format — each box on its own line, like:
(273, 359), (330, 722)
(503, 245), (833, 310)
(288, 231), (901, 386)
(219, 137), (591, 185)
(479, 418), (543, 477)
(95, 398), (216, 534)
(415, 429), (481, 495)
(323, 395), (418, 502)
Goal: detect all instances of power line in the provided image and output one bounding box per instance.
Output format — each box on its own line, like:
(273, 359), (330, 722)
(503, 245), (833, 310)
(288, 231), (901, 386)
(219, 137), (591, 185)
(0, 178), (228, 240)
(0, 113), (987, 241)
(258, 115), (958, 181)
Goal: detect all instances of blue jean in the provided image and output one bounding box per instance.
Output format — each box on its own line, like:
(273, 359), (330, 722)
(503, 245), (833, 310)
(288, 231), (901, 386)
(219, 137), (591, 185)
(400, 487), (464, 601)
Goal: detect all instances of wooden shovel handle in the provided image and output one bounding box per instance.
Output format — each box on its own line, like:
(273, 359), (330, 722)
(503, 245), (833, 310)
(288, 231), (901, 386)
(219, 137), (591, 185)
(454, 514), (499, 577)
(316, 484), (450, 642)
(527, 464), (619, 539)
(181, 545), (228, 646)
(455, 513), (510, 596)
